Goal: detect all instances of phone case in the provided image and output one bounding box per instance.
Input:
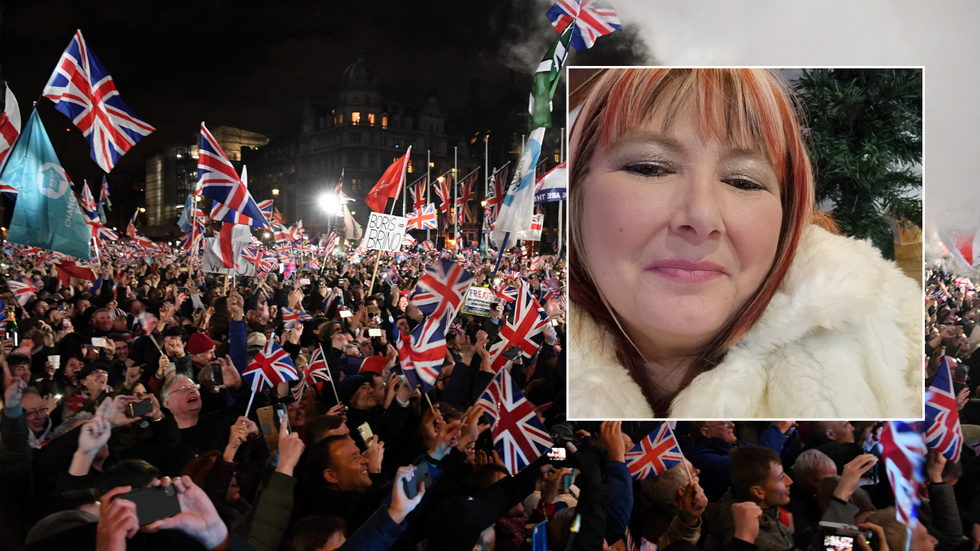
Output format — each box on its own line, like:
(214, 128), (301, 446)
(117, 486), (181, 525)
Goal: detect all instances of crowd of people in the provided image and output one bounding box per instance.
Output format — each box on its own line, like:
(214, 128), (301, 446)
(0, 242), (963, 551)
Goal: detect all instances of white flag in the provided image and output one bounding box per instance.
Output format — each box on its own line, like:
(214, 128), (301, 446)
(491, 127), (546, 249)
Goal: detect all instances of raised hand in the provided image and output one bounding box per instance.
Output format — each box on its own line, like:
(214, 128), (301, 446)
(143, 476), (228, 549)
(389, 465), (425, 524)
(363, 436), (385, 474)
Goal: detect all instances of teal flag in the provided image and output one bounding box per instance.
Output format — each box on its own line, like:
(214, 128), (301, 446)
(1, 110), (91, 260)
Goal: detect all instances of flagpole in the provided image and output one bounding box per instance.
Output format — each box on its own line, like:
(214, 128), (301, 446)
(319, 344), (342, 406)
(426, 150), (431, 245)
(453, 146), (458, 245)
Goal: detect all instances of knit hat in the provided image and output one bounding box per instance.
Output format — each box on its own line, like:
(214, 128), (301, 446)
(359, 355), (388, 375)
(338, 374), (370, 404)
(187, 333), (215, 355)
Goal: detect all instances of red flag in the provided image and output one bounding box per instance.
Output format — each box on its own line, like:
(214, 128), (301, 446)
(365, 148), (411, 213)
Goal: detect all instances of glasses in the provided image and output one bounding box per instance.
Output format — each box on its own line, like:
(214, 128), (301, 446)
(87, 370), (108, 379)
(25, 408), (46, 417)
(705, 421), (734, 429)
(170, 384), (200, 394)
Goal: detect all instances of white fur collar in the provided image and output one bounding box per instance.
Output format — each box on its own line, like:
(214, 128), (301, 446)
(568, 225), (923, 419)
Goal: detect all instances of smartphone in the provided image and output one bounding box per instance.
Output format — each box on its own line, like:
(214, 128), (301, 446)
(502, 346), (521, 361)
(274, 403), (289, 435)
(340, 310), (353, 318)
(300, 278), (311, 285)
(90, 337), (108, 348)
(116, 485), (181, 526)
(210, 362), (223, 386)
(403, 460), (433, 500)
(561, 468), (575, 492)
(257, 406), (278, 447)
(368, 328), (382, 337)
(129, 399), (153, 418)
(358, 422), (374, 447)
(547, 447), (566, 466)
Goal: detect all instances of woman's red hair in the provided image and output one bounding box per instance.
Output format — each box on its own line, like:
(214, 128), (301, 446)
(569, 69), (826, 413)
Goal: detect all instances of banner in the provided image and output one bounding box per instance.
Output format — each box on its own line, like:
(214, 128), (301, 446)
(364, 212), (407, 252)
(202, 237), (256, 275)
(534, 161), (567, 205)
(1, 110), (92, 259)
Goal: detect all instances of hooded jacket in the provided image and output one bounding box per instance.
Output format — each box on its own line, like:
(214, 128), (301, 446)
(568, 225), (922, 418)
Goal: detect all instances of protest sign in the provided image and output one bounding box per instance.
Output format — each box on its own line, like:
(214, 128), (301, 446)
(461, 286), (494, 317)
(364, 212), (407, 252)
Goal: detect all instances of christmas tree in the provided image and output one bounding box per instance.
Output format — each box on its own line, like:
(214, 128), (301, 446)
(793, 69), (922, 260)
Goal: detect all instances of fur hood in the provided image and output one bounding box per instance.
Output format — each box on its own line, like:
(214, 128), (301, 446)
(568, 225), (923, 419)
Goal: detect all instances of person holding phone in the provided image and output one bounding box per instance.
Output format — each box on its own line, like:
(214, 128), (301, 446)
(61, 362), (113, 421)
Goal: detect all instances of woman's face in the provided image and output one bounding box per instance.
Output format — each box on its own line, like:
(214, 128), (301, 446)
(581, 104), (783, 358)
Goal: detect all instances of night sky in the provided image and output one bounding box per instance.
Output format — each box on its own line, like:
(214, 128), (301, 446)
(1, 0), (649, 205)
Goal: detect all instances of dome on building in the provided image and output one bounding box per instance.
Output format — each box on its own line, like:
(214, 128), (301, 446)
(342, 51), (377, 92)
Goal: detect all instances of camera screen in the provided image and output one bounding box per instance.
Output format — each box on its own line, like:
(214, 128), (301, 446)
(547, 447), (566, 461)
(824, 535), (855, 551)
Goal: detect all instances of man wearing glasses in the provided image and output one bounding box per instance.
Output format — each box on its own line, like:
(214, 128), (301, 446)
(680, 421), (797, 503)
(20, 388), (53, 449)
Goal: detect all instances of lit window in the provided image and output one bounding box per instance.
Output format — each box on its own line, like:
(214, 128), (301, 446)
(338, 114), (343, 124)
(429, 161), (435, 168)
(368, 113), (376, 126)
(351, 112), (360, 126)
(555, 153), (561, 163)
(408, 160), (414, 174)
(382, 116), (388, 129)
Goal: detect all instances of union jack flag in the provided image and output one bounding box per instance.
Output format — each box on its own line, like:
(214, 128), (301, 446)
(456, 169), (478, 212)
(407, 203), (438, 231)
(197, 123), (268, 225)
(282, 307), (313, 330)
(0, 182), (17, 202)
(924, 357), (963, 462)
(421, 240), (436, 253)
(411, 259), (474, 321)
(335, 168), (354, 205)
(42, 30), (154, 173)
(476, 367), (553, 474)
(292, 345), (333, 400)
(7, 279), (39, 306)
(502, 268), (521, 280)
(0, 83), (21, 167)
(625, 424), (685, 480)
(243, 340), (298, 393)
(396, 314), (448, 392)
(488, 283), (550, 372)
(546, 0), (622, 51)
(257, 199), (274, 221)
(495, 285), (519, 304)
(881, 421), (927, 528)
(100, 176), (112, 210)
(401, 233), (417, 248)
(433, 173), (452, 213)
(322, 287), (344, 315)
(243, 246), (273, 272)
(485, 165), (509, 226)
(210, 199), (263, 227)
(409, 177), (427, 213)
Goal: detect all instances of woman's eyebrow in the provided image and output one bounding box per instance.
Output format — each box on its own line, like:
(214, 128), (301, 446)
(607, 130), (684, 153)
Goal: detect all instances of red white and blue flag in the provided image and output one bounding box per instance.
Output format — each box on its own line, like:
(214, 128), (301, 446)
(476, 367), (554, 474)
(282, 307), (313, 330)
(42, 30), (154, 173)
(407, 203), (438, 231)
(495, 285), (519, 304)
(0, 83), (21, 167)
(488, 283), (550, 371)
(456, 169), (478, 224)
(409, 177), (427, 213)
(924, 357), (963, 463)
(625, 423), (685, 480)
(100, 176), (112, 210)
(396, 314), (448, 392)
(196, 123), (268, 226)
(243, 246), (273, 272)
(257, 199), (274, 221)
(421, 240), (436, 253)
(485, 165), (509, 227)
(411, 259), (474, 322)
(293, 345), (332, 400)
(243, 340), (299, 393)
(881, 421), (927, 528)
(7, 278), (39, 306)
(434, 172), (452, 213)
(546, 0), (622, 52)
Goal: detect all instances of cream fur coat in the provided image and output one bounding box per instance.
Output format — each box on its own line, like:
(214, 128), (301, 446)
(568, 225), (923, 419)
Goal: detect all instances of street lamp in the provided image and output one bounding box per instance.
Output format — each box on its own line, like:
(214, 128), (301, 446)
(319, 193), (340, 216)
(272, 188), (280, 197)
(139, 207), (145, 213)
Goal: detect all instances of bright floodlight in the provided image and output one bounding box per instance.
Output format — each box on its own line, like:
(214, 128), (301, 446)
(320, 193), (340, 215)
